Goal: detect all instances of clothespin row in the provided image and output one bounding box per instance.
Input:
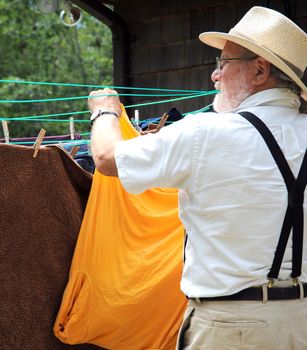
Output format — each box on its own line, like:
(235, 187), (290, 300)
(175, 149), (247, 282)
(1, 120), (10, 143)
(33, 128), (46, 158)
(140, 113), (169, 135)
(1, 118), (84, 159)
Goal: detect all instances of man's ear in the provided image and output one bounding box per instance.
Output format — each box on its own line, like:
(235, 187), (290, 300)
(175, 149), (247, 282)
(253, 57), (271, 86)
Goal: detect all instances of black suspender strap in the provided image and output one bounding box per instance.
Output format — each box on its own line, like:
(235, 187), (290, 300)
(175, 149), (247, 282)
(292, 150), (307, 278)
(238, 111), (307, 280)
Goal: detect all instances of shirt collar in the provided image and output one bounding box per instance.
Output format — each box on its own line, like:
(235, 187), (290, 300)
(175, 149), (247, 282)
(234, 88), (301, 112)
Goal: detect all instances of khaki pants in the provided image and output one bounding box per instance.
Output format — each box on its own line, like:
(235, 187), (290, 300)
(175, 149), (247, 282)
(176, 297), (307, 350)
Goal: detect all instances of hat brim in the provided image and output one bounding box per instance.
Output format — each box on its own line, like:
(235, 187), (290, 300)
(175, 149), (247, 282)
(199, 31), (307, 101)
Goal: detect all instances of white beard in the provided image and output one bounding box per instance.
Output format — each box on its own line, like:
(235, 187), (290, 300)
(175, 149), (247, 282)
(213, 69), (251, 113)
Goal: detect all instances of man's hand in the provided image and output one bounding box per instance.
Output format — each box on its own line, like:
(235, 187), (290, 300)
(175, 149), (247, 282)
(88, 88), (122, 117)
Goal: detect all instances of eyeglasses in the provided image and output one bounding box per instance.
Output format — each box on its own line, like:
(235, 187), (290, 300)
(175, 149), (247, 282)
(216, 56), (258, 71)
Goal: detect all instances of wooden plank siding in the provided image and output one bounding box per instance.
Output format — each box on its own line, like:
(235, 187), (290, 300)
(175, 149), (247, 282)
(110, 0), (307, 117)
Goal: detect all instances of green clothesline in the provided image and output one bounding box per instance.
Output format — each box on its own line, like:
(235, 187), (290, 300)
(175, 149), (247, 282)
(0, 92), (211, 104)
(10, 139), (90, 145)
(0, 80), (217, 157)
(0, 106), (213, 123)
(183, 103), (213, 115)
(1, 110), (88, 120)
(0, 104), (214, 123)
(0, 79), (218, 125)
(125, 91), (217, 108)
(0, 118), (89, 123)
(0, 92), (217, 122)
(0, 79), (211, 94)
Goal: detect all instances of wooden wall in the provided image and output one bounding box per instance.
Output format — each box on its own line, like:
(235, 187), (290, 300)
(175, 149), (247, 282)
(111, 0), (307, 118)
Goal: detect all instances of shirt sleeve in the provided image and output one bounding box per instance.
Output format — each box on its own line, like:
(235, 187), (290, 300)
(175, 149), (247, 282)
(114, 115), (199, 194)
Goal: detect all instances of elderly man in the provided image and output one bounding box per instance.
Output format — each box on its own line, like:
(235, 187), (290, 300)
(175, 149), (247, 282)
(88, 6), (307, 350)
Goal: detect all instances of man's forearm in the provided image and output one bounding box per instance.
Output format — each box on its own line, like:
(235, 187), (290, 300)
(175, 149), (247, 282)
(91, 113), (122, 177)
(88, 88), (123, 177)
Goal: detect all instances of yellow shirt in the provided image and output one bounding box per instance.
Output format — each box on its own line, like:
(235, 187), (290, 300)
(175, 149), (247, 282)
(54, 107), (187, 350)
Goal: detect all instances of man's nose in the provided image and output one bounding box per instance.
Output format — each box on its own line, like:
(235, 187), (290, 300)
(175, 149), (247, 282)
(211, 69), (220, 83)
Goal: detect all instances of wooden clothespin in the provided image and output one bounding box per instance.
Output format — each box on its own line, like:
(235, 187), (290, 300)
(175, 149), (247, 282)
(69, 117), (75, 140)
(33, 128), (46, 158)
(70, 145), (80, 158)
(2, 120), (10, 144)
(140, 113), (169, 135)
(156, 113), (169, 131)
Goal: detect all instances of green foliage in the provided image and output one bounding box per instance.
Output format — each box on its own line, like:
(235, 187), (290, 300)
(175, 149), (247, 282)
(0, 0), (113, 137)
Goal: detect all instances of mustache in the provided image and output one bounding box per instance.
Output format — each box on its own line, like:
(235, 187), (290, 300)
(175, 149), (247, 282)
(215, 82), (221, 90)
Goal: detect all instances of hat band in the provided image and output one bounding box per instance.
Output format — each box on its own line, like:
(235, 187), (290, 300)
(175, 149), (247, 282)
(229, 30), (304, 78)
(274, 55), (303, 78)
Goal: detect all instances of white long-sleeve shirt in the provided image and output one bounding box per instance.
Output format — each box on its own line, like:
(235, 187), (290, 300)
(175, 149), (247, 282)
(115, 88), (307, 297)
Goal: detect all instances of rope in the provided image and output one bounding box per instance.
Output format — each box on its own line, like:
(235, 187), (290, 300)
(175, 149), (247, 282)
(0, 92), (211, 104)
(0, 79), (218, 156)
(0, 79), (211, 94)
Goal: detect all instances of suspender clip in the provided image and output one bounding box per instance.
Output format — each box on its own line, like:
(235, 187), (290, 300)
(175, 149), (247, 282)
(293, 278), (304, 300)
(293, 277), (299, 286)
(268, 278), (275, 288)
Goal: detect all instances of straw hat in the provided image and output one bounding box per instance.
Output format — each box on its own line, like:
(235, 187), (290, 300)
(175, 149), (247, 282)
(199, 6), (307, 101)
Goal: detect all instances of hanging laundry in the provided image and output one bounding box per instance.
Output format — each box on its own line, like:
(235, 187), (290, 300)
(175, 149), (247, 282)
(74, 154), (95, 173)
(54, 107), (187, 350)
(0, 143), (101, 350)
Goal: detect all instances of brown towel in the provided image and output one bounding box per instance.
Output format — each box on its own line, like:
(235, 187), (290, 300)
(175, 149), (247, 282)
(0, 144), (103, 350)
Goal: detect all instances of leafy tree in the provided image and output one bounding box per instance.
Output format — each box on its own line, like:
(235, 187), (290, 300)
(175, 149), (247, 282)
(0, 0), (113, 138)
